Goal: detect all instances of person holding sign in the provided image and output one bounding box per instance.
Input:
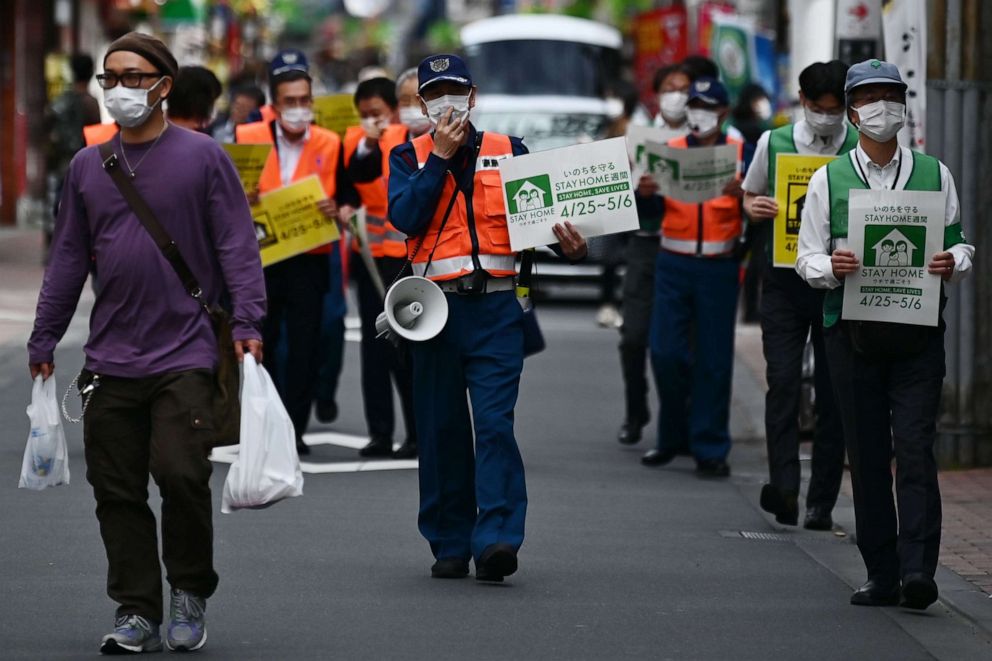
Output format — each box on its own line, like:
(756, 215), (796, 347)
(341, 76), (419, 459)
(641, 77), (743, 478)
(797, 59), (974, 610)
(741, 60), (858, 531)
(388, 54), (587, 583)
(236, 49), (359, 456)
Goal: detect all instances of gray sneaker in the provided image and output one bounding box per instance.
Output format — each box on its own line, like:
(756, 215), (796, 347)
(100, 615), (162, 655)
(165, 589), (207, 652)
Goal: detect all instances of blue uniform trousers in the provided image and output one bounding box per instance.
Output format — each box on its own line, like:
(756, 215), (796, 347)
(649, 249), (739, 461)
(410, 289), (527, 562)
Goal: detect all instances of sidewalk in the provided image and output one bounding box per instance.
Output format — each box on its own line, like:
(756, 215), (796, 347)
(733, 322), (992, 601)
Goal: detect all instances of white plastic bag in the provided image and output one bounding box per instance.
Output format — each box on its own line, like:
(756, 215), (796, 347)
(221, 354), (303, 513)
(19, 375), (70, 490)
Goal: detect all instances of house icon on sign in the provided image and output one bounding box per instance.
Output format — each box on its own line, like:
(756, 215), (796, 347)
(871, 228), (916, 267)
(514, 180), (548, 211)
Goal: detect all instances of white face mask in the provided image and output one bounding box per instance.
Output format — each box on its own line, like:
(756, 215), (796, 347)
(803, 106), (845, 136)
(279, 107), (313, 133)
(686, 108), (721, 138)
(399, 105), (431, 134)
(104, 77), (166, 128)
(424, 94), (470, 127)
(753, 98), (772, 122)
(853, 100), (905, 142)
(659, 91), (688, 123)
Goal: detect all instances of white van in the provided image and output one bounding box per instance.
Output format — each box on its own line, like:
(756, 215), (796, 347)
(460, 14), (623, 153)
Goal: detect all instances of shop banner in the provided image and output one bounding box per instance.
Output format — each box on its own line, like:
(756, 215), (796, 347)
(841, 189), (944, 326)
(223, 143), (272, 195)
(772, 154), (836, 267)
(882, 0), (927, 151)
(710, 13), (758, 102)
(313, 94), (360, 137)
(631, 6), (689, 112)
(499, 137), (638, 251)
(696, 2), (736, 56)
(645, 141), (739, 204)
(253, 175), (339, 267)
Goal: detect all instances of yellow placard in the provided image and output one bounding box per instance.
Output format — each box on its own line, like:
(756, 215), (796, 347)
(312, 94), (359, 137)
(252, 175), (340, 267)
(223, 143), (272, 195)
(772, 154), (836, 267)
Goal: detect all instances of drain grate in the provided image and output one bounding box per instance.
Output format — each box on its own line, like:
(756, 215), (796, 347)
(720, 530), (851, 544)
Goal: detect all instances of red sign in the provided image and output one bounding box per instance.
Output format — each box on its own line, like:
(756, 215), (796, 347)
(696, 1), (736, 56)
(631, 6), (689, 112)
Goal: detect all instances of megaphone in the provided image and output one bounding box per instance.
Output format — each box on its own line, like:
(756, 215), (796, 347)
(374, 276), (449, 342)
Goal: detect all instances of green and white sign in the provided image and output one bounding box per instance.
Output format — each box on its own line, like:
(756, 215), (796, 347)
(498, 137), (639, 251)
(841, 189), (945, 327)
(644, 141), (739, 203)
(625, 125), (683, 180)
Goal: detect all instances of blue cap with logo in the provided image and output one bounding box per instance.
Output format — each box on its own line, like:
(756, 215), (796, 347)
(269, 49), (309, 78)
(688, 77), (729, 107)
(417, 54), (473, 92)
(844, 59), (908, 94)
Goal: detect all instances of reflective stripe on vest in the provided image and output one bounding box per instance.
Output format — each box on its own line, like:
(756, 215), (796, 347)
(821, 150), (943, 327)
(343, 124), (409, 258)
(660, 135), (744, 258)
(409, 131), (516, 281)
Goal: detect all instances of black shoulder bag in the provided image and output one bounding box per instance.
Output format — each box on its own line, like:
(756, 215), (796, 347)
(98, 141), (241, 447)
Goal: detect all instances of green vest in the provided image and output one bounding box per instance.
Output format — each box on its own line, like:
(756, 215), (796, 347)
(821, 149), (965, 327)
(765, 124), (859, 261)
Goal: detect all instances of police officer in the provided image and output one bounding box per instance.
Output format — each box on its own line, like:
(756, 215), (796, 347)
(388, 54), (587, 581)
(742, 61), (858, 530)
(641, 77), (743, 478)
(797, 59), (974, 609)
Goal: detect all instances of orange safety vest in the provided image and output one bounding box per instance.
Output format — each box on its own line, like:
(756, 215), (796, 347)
(660, 135), (744, 257)
(259, 104), (277, 124)
(343, 123), (409, 259)
(236, 119), (341, 255)
(409, 132), (516, 281)
(84, 123), (119, 146)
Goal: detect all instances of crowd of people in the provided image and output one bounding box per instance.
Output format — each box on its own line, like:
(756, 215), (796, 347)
(30, 29), (973, 655)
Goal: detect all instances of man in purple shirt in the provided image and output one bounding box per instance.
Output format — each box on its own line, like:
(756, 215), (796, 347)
(28, 33), (265, 655)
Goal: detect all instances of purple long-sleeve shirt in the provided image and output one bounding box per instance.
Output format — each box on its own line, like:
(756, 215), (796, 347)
(28, 124), (266, 378)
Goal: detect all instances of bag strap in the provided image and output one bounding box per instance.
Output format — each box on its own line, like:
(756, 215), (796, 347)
(98, 139), (208, 311)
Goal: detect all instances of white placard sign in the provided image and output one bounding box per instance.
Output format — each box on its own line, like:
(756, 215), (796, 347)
(841, 189), (944, 327)
(645, 141), (739, 203)
(625, 125), (683, 179)
(499, 137), (639, 251)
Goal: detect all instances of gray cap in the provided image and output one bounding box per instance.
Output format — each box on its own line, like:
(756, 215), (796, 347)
(844, 59), (908, 95)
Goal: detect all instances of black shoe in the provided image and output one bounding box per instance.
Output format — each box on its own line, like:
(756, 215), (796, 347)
(315, 399), (338, 424)
(475, 543), (518, 583)
(850, 579), (900, 606)
(296, 439), (311, 456)
(760, 484), (798, 526)
(431, 557), (469, 579)
(900, 573), (938, 610)
(392, 441), (418, 459)
(695, 459), (730, 478)
(641, 448), (677, 467)
(803, 506), (833, 531)
(359, 438), (393, 458)
(617, 415), (648, 445)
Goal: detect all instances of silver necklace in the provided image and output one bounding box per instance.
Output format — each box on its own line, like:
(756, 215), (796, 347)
(120, 123), (169, 178)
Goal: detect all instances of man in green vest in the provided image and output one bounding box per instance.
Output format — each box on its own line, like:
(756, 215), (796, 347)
(742, 61), (858, 531)
(796, 59), (974, 610)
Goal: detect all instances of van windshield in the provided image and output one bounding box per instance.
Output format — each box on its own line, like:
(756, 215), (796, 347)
(465, 40), (619, 98)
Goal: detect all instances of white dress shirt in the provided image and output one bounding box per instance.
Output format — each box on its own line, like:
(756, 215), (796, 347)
(796, 144), (974, 290)
(742, 120), (851, 195)
(275, 123), (310, 187)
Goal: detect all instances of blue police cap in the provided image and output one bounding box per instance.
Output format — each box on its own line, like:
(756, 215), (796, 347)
(270, 49), (309, 78)
(688, 77), (729, 107)
(844, 59), (908, 95)
(417, 54), (472, 93)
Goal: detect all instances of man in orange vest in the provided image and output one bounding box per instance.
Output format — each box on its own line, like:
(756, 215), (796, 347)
(341, 77), (419, 459)
(641, 77), (743, 478)
(236, 49), (358, 456)
(388, 54), (587, 582)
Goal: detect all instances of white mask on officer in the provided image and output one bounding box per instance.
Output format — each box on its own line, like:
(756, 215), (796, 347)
(804, 106), (845, 136)
(658, 91), (688, 123)
(424, 94), (470, 127)
(399, 105), (431, 134)
(686, 108), (721, 138)
(104, 77), (166, 128)
(852, 100), (905, 142)
(279, 107), (313, 133)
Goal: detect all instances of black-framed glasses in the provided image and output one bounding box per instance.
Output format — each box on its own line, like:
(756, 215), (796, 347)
(96, 72), (162, 90)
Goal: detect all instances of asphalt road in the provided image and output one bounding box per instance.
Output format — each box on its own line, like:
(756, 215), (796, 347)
(2, 304), (991, 660)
